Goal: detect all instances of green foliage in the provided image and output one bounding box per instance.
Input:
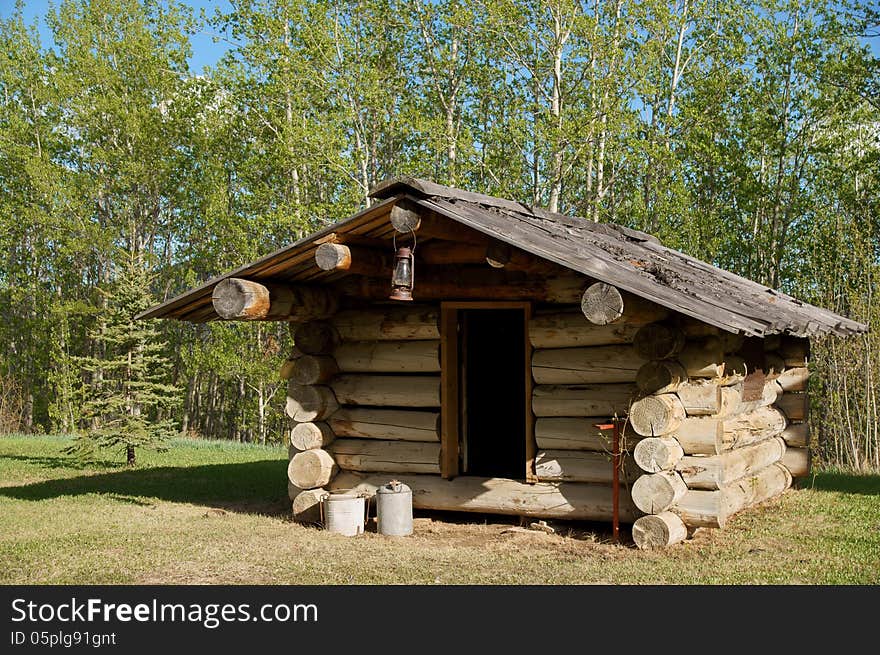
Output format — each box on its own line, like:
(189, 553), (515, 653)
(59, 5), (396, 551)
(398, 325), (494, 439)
(66, 254), (180, 463)
(0, 0), (877, 468)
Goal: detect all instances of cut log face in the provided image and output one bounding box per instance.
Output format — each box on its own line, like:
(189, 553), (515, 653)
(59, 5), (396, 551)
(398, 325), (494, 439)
(580, 283), (624, 325)
(633, 437), (685, 473)
(633, 323), (686, 361)
(529, 310), (641, 348)
(535, 417), (636, 451)
(636, 360), (688, 394)
(332, 306), (440, 341)
(782, 447), (810, 477)
(293, 321), (340, 355)
(632, 512), (688, 550)
(331, 439), (441, 474)
(675, 437), (786, 490)
(286, 383), (339, 422)
(212, 278), (307, 321)
(631, 471), (688, 514)
(288, 355), (339, 385)
(673, 462), (791, 528)
(531, 344), (645, 384)
(329, 472), (639, 522)
(314, 243), (388, 276)
(534, 450), (640, 484)
(290, 422), (336, 450)
(292, 488), (329, 523)
(334, 340), (440, 373)
(629, 394), (686, 437)
(677, 338), (725, 378)
(288, 448), (338, 490)
(532, 383), (636, 417)
(331, 375), (441, 407)
(329, 407), (440, 442)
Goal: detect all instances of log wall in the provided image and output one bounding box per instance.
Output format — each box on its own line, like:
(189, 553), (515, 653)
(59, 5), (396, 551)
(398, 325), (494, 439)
(630, 329), (810, 548)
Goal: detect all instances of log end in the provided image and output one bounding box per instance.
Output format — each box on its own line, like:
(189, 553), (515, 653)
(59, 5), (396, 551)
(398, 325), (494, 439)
(212, 278), (269, 320)
(632, 512), (688, 550)
(580, 282), (625, 325)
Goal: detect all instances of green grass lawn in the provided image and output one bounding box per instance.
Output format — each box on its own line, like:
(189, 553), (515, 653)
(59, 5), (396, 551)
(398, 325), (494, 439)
(1, 434), (878, 584)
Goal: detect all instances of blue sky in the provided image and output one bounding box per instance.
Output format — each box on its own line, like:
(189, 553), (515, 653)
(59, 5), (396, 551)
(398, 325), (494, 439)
(2, 0), (878, 69)
(0, 0), (234, 73)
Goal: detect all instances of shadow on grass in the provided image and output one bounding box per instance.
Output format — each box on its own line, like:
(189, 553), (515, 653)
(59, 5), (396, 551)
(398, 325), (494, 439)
(0, 457), (290, 515)
(806, 471), (880, 496)
(0, 453), (122, 472)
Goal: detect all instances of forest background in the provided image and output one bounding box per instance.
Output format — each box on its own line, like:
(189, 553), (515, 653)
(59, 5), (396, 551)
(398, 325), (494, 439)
(1, 0), (877, 471)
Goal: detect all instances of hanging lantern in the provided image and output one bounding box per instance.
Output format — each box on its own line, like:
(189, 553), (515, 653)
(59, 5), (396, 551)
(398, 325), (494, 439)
(389, 244), (415, 301)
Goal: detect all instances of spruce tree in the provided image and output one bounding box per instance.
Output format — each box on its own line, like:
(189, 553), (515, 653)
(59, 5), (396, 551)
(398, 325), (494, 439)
(67, 253), (179, 465)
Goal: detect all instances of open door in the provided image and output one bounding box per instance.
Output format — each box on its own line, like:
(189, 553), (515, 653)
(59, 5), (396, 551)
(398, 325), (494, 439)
(440, 302), (535, 481)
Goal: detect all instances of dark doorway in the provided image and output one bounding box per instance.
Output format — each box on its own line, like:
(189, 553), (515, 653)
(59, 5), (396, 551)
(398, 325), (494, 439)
(460, 309), (526, 479)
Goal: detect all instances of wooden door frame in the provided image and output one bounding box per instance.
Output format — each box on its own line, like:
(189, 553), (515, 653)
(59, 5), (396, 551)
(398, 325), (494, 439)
(439, 301), (536, 482)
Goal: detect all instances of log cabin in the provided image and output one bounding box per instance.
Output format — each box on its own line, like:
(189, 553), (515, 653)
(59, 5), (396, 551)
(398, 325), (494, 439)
(139, 177), (867, 549)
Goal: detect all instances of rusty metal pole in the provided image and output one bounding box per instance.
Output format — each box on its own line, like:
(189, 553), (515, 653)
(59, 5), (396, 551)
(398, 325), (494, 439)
(594, 421), (621, 543)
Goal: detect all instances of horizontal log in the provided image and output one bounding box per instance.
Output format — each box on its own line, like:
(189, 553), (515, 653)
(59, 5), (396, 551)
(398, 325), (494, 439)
(334, 340), (440, 373)
(724, 355), (748, 377)
(287, 354), (338, 385)
(633, 437), (685, 472)
(290, 422), (335, 450)
(636, 360), (688, 394)
(673, 462), (791, 528)
(330, 375), (440, 407)
(529, 310), (641, 348)
(775, 392), (808, 421)
(329, 472), (639, 522)
(633, 322), (685, 361)
(286, 383), (339, 422)
(631, 471), (688, 514)
(629, 394), (686, 437)
(719, 381), (780, 416)
(632, 512), (688, 550)
(531, 345), (645, 384)
(776, 367), (809, 392)
(391, 204), (487, 243)
(780, 422), (809, 448)
(676, 338), (725, 378)
(580, 283), (669, 326)
(778, 337), (809, 367)
(212, 278), (338, 321)
(484, 241), (558, 274)
(534, 450), (640, 484)
(288, 448), (337, 490)
(782, 447), (810, 478)
(676, 383), (722, 416)
(332, 306), (439, 341)
(291, 488), (328, 523)
(418, 240), (488, 265)
(314, 243), (388, 277)
(293, 321), (340, 355)
(329, 407), (440, 442)
(672, 406), (787, 455)
(336, 272), (587, 303)
(534, 417), (637, 451)
(331, 438), (441, 474)
(532, 383), (636, 417)
(675, 437), (786, 490)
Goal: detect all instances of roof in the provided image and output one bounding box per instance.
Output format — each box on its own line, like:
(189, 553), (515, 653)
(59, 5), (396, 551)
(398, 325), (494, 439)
(139, 177), (867, 337)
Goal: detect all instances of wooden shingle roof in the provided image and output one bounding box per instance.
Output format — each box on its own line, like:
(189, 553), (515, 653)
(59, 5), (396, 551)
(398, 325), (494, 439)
(140, 177), (867, 338)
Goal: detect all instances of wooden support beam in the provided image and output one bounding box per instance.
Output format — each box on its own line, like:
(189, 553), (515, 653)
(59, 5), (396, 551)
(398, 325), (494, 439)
(314, 243), (389, 277)
(329, 472), (639, 522)
(580, 283), (668, 326)
(212, 278), (338, 321)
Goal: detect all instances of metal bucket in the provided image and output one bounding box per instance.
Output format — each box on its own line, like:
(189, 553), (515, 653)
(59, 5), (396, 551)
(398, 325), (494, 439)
(376, 480), (413, 536)
(323, 493), (365, 536)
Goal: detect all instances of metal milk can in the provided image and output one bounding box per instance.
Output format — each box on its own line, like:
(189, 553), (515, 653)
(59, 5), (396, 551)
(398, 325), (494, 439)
(376, 480), (413, 536)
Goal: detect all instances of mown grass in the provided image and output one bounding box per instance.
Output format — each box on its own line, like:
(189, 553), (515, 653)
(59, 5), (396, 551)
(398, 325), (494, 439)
(1, 434), (878, 584)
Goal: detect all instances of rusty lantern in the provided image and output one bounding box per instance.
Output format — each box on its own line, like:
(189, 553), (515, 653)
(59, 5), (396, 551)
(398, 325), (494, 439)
(389, 245), (415, 301)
